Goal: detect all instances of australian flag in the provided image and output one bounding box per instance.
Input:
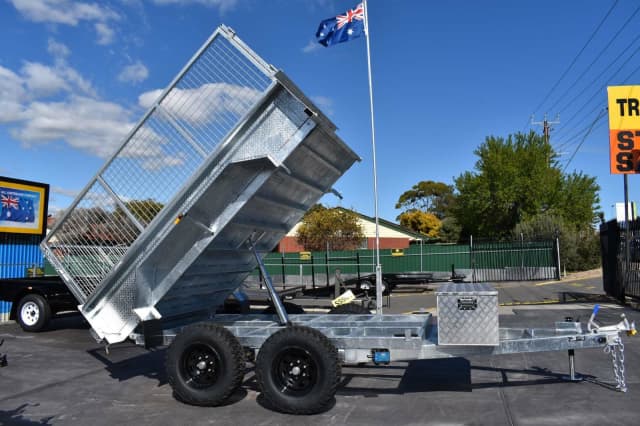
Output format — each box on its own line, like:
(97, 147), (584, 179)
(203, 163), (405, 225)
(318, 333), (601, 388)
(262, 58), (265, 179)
(316, 2), (365, 47)
(0, 189), (36, 223)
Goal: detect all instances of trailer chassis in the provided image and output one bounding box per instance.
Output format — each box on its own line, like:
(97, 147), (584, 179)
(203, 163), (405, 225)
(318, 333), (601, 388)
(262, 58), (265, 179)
(126, 243), (636, 414)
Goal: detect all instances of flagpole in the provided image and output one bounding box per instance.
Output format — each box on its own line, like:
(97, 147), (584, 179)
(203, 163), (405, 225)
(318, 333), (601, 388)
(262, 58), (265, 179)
(362, 0), (383, 314)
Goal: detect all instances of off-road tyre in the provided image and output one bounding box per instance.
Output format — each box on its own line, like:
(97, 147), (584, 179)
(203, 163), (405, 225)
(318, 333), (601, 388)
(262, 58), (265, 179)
(256, 325), (340, 414)
(166, 323), (245, 406)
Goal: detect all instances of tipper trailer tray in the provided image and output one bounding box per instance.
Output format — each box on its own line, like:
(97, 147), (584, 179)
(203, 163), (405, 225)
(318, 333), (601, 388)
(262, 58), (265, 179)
(40, 25), (635, 415)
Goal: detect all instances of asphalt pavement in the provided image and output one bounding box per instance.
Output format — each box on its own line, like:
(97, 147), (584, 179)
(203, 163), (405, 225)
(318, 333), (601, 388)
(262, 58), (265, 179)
(0, 270), (638, 425)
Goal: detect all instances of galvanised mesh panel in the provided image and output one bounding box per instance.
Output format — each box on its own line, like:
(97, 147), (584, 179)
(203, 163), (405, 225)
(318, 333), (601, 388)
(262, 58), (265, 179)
(43, 26), (275, 303)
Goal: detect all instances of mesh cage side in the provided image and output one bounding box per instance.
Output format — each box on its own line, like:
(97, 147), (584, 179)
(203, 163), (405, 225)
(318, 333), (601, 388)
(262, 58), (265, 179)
(46, 181), (140, 301)
(43, 29), (275, 303)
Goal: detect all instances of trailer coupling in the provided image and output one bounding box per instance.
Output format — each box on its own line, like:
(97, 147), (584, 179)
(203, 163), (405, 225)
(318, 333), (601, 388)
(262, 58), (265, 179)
(584, 305), (636, 392)
(587, 304), (637, 337)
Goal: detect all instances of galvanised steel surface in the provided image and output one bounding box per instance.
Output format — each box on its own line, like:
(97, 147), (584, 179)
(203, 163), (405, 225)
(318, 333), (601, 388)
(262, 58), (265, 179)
(41, 25), (359, 344)
(130, 313), (623, 364)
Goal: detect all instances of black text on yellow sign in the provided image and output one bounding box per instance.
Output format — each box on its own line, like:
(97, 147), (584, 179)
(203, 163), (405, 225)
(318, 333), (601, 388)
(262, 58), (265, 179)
(608, 86), (640, 174)
(299, 251), (311, 260)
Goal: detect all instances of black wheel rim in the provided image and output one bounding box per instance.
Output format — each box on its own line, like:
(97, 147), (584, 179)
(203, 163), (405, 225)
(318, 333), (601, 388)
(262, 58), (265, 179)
(180, 342), (222, 389)
(272, 346), (318, 396)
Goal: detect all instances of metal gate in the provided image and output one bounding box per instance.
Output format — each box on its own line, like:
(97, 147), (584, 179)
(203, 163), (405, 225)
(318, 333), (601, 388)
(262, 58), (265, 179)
(600, 219), (640, 302)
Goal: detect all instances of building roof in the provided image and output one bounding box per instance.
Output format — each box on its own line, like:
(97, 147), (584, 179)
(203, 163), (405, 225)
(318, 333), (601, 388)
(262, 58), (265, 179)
(286, 207), (431, 241)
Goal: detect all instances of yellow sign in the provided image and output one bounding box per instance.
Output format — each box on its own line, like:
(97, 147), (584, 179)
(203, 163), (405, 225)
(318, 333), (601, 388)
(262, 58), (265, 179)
(391, 249), (404, 257)
(299, 251), (311, 260)
(608, 85), (640, 174)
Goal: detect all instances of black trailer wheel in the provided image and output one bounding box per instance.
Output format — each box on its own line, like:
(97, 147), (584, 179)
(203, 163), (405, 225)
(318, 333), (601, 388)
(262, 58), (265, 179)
(16, 294), (51, 332)
(261, 301), (306, 314)
(256, 325), (340, 414)
(359, 279), (391, 296)
(382, 279), (394, 295)
(166, 323), (245, 406)
(328, 303), (371, 314)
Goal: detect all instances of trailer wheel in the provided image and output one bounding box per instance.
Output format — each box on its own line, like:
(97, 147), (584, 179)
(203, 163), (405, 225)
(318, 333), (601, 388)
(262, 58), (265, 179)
(256, 325), (340, 414)
(261, 302), (305, 314)
(16, 294), (51, 332)
(166, 323), (245, 406)
(359, 279), (391, 296)
(328, 303), (371, 314)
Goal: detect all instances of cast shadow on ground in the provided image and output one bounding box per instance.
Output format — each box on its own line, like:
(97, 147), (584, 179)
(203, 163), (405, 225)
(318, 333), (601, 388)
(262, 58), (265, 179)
(0, 403), (55, 425)
(87, 345), (168, 386)
(558, 291), (618, 304)
(336, 358), (613, 397)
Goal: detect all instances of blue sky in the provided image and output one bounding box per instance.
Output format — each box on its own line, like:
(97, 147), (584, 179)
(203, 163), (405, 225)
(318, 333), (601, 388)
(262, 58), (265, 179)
(0, 0), (638, 223)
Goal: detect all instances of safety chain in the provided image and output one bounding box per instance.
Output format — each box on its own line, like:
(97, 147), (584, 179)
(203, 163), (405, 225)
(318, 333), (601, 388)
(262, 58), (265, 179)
(605, 337), (627, 392)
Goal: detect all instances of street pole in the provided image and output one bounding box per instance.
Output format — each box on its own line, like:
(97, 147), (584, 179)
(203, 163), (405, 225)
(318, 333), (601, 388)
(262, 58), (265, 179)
(623, 174), (629, 303)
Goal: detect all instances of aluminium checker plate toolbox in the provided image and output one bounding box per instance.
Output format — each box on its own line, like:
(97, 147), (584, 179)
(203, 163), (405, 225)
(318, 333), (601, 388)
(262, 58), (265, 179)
(436, 282), (499, 346)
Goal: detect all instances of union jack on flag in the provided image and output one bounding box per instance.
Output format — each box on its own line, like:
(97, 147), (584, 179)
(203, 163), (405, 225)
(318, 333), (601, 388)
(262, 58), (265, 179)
(1, 194), (19, 210)
(336, 3), (364, 29)
(0, 189), (36, 223)
(316, 2), (365, 47)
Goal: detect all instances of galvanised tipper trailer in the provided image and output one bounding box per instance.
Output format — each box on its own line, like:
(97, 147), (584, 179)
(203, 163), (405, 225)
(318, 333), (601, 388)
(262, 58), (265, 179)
(41, 25), (636, 415)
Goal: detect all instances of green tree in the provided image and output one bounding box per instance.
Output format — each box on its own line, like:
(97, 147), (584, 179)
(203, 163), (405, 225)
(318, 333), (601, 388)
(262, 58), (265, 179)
(397, 210), (441, 238)
(114, 199), (164, 226)
(439, 216), (462, 243)
(451, 131), (600, 238)
(296, 205), (365, 251)
(514, 213), (600, 271)
(395, 180), (455, 219)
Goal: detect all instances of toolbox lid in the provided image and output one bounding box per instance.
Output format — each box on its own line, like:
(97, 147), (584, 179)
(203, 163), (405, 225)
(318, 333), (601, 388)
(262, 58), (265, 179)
(437, 282), (497, 296)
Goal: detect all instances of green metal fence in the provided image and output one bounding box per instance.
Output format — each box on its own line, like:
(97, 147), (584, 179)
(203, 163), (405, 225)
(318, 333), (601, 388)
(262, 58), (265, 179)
(255, 239), (559, 288)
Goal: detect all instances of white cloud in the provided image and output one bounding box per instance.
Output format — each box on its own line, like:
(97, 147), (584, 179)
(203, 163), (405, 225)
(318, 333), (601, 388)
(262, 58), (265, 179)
(118, 61), (149, 84)
(95, 22), (116, 45)
(138, 89), (163, 109)
(151, 0), (238, 13)
(2, 38), (188, 170)
(0, 66), (27, 122)
(302, 40), (322, 54)
(141, 152), (187, 171)
(47, 38), (71, 59)
(22, 62), (69, 97)
(10, 0), (119, 25)
(52, 186), (81, 198)
(59, 66), (95, 97)
(138, 83), (261, 125)
(311, 95), (334, 116)
(12, 95), (134, 158)
(46, 39), (96, 96)
(10, 0), (119, 45)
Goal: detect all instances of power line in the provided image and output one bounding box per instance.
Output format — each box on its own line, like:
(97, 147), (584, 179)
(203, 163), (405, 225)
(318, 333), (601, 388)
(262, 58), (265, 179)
(554, 31), (640, 124)
(562, 108), (607, 173)
(547, 4), (640, 113)
(553, 43), (640, 140)
(531, 0), (619, 115)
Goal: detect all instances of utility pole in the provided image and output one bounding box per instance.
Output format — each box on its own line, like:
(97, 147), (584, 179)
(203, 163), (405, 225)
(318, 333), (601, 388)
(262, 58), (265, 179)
(531, 113), (560, 166)
(531, 113), (560, 144)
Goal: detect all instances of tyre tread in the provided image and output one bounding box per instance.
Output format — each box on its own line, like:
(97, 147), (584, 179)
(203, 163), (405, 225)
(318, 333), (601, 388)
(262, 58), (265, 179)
(256, 325), (340, 414)
(166, 323), (245, 406)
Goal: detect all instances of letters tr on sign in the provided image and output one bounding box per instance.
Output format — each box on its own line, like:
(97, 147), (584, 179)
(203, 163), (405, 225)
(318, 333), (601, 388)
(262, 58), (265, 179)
(608, 85), (640, 174)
